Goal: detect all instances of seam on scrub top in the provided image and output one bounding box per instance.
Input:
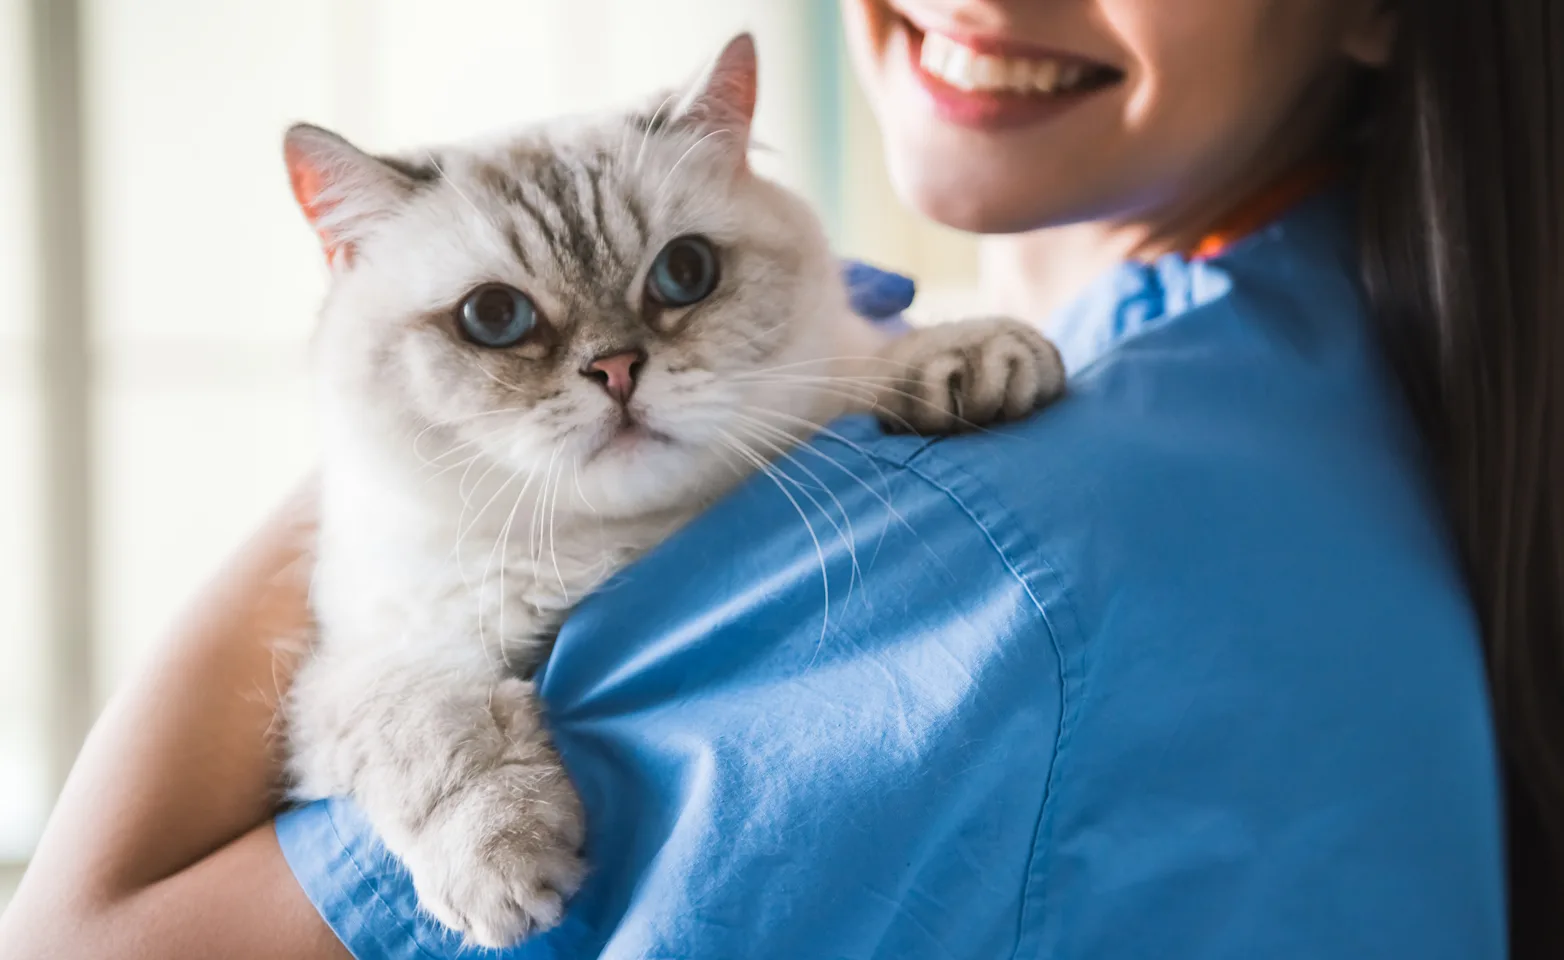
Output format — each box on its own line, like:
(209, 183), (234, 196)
(898, 441), (1087, 960)
(323, 801), (456, 960)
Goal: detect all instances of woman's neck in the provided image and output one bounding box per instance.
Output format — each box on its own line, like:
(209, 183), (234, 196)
(977, 181), (1279, 327)
(982, 66), (1354, 330)
(980, 153), (1340, 325)
(979, 222), (1142, 327)
(980, 154), (1337, 328)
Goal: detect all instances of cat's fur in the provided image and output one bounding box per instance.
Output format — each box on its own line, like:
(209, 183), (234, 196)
(281, 34), (1063, 948)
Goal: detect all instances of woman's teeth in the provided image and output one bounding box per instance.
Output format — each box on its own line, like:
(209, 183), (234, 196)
(918, 30), (1097, 95)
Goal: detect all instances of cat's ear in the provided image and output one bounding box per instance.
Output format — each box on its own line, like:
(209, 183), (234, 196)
(283, 123), (412, 268)
(673, 33), (758, 162)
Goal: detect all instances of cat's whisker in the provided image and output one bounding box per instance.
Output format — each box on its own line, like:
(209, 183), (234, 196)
(420, 404), (536, 434)
(734, 409), (960, 610)
(737, 407), (888, 477)
(456, 465), (522, 553)
(654, 128), (732, 209)
(741, 317), (795, 345)
(417, 429), (506, 473)
(486, 466), (534, 669)
(456, 457), (497, 517)
(732, 376), (914, 430)
(615, 115), (636, 176)
(727, 420), (863, 601)
(735, 375), (884, 404)
(450, 464), (512, 587)
(527, 451), (550, 572)
(714, 428), (834, 657)
(411, 423), (454, 467)
(734, 407), (918, 536)
(468, 358), (533, 394)
(414, 428), (478, 468)
(736, 354), (926, 377)
(741, 363), (1024, 434)
(633, 92), (679, 173)
(426, 150), (518, 252)
(739, 372), (1001, 436)
(542, 457), (565, 589)
(736, 371), (910, 387)
(570, 454), (598, 516)
(731, 371), (885, 397)
(414, 433), (476, 471)
(730, 416), (900, 551)
(415, 441), (476, 471)
(530, 446), (563, 580)
(469, 478), (510, 656)
(421, 452), (485, 486)
(427, 151), (478, 214)
(410, 406), (534, 472)
(546, 453), (571, 601)
(456, 465), (541, 641)
(732, 409), (882, 491)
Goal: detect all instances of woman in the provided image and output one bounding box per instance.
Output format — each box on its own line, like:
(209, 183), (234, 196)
(3, 0), (1557, 956)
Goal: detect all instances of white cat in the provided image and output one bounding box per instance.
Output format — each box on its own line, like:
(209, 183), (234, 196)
(282, 33), (1063, 948)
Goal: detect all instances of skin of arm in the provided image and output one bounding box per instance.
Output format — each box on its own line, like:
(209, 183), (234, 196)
(0, 479), (349, 960)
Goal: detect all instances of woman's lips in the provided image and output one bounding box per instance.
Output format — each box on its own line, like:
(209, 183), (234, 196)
(899, 20), (1123, 132)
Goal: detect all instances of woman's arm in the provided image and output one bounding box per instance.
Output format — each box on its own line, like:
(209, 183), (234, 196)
(0, 480), (348, 960)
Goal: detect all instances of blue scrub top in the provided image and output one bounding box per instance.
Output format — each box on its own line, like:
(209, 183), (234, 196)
(277, 190), (1506, 959)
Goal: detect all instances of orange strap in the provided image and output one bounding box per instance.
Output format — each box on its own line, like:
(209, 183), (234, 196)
(1188, 159), (1342, 260)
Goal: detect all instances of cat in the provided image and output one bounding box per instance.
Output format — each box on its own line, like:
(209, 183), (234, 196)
(280, 32), (1064, 949)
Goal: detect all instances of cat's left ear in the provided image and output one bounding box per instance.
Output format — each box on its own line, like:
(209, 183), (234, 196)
(673, 32), (758, 164)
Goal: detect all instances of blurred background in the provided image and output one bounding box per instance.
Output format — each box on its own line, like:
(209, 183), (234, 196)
(0, 0), (982, 899)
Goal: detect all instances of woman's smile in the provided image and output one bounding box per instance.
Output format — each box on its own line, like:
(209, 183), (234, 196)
(904, 20), (1124, 130)
(879, 3), (1125, 133)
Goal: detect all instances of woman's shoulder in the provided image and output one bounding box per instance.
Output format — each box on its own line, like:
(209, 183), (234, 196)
(925, 236), (1473, 654)
(910, 261), (1492, 765)
(897, 280), (1506, 955)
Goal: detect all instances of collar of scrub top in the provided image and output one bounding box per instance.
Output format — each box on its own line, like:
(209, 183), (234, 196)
(1188, 157), (1343, 259)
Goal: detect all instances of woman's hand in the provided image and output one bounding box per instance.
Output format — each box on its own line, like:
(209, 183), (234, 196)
(0, 478), (349, 960)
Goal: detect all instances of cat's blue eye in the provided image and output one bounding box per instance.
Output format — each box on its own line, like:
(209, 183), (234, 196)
(646, 236), (719, 307)
(458, 283), (537, 348)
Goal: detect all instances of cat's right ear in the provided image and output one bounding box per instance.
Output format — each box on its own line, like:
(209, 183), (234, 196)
(283, 124), (409, 268)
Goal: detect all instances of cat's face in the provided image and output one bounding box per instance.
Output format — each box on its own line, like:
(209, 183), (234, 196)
(290, 36), (855, 517)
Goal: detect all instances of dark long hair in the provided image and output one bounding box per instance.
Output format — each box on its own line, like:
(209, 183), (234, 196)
(1358, 0), (1563, 952)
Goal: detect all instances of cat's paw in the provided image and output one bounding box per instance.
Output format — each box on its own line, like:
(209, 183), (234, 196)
(403, 752), (587, 948)
(876, 317), (1065, 434)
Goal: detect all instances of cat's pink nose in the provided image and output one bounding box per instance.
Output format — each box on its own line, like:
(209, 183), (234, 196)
(582, 349), (646, 404)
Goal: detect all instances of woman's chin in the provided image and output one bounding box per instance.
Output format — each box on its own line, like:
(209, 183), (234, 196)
(881, 128), (1093, 235)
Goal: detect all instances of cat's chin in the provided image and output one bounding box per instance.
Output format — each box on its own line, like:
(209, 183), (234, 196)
(566, 431), (736, 520)
(585, 421), (677, 463)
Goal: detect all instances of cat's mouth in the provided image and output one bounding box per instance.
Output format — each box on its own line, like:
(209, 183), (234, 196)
(586, 412), (675, 461)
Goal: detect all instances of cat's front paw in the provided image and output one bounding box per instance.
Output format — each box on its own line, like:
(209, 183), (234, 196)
(403, 755), (587, 948)
(877, 317), (1065, 434)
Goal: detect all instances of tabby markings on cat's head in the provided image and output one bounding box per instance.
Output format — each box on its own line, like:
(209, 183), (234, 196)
(285, 34), (854, 519)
